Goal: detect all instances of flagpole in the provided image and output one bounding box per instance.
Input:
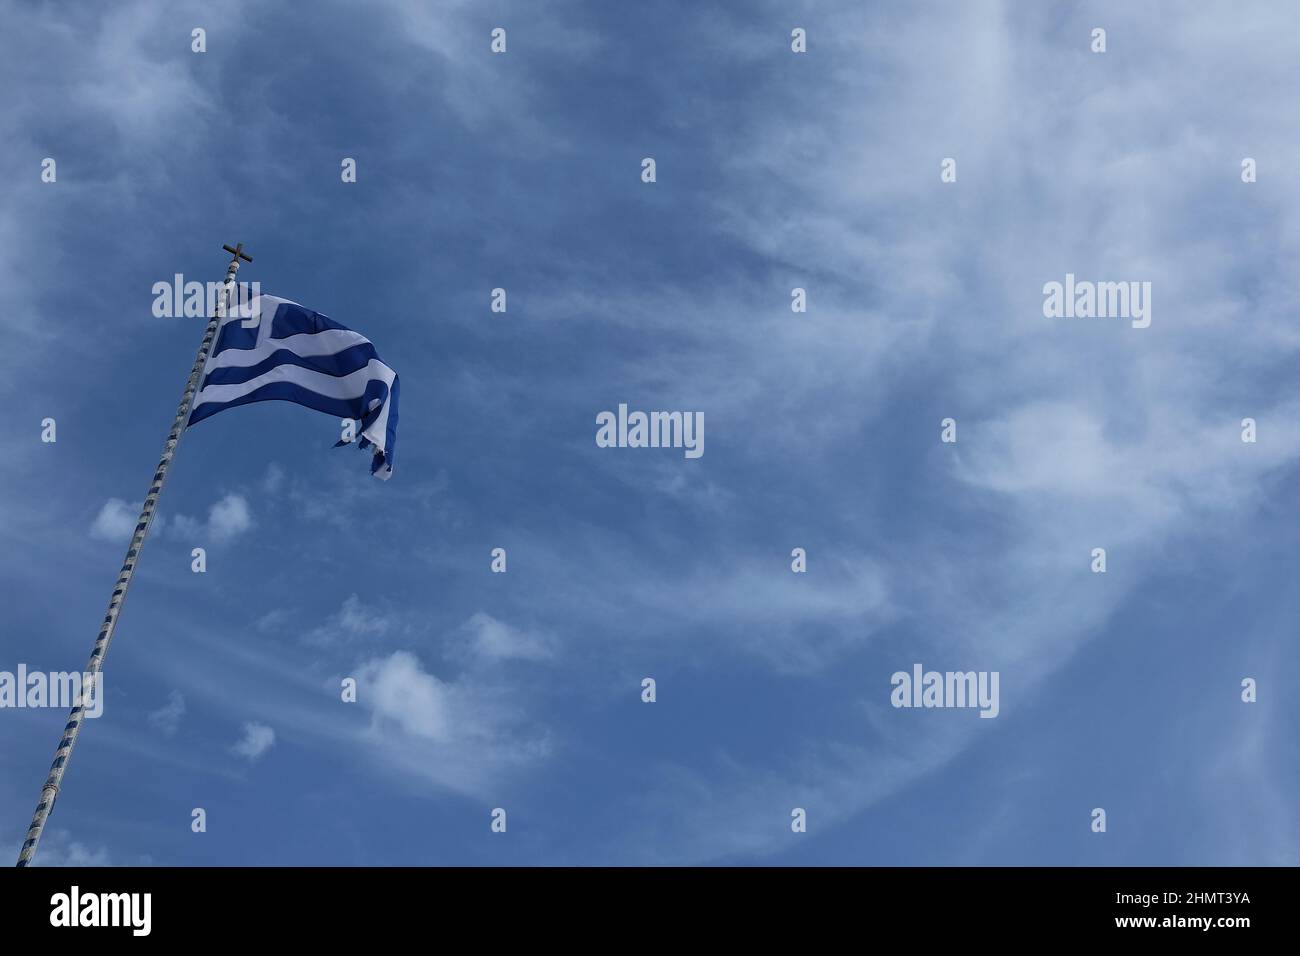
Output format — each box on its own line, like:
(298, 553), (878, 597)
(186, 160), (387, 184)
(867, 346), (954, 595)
(16, 243), (253, 867)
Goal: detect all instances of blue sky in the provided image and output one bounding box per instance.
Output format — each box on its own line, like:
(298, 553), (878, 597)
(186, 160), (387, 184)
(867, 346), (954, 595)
(1, 0), (1298, 865)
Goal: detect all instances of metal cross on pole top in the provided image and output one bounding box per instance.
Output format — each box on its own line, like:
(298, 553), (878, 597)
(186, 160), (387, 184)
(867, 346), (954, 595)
(223, 242), (253, 265)
(16, 243), (252, 867)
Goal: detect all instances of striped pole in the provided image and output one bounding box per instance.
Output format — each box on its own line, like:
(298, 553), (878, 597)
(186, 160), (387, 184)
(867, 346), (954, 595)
(16, 243), (253, 867)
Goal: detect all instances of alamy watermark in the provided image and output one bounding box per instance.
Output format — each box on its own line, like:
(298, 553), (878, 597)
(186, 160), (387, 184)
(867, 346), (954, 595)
(890, 663), (999, 718)
(596, 403), (704, 459)
(152, 275), (261, 321)
(0, 666), (103, 718)
(1043, 273), (1151, 328)
(50, 886), (151, 936)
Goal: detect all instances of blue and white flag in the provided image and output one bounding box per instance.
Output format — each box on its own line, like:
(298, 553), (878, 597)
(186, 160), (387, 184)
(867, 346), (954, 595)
(189, 294), (400, 478)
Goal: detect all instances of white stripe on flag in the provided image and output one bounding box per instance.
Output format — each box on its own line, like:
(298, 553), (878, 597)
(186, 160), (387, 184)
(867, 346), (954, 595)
(195, 360), (397, 406)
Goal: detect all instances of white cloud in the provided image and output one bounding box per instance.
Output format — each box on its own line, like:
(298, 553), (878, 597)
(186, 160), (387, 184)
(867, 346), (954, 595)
(455, 612), (554, 662)
(89, 499), (166, 543)
(702, 0), (1300, 655)
(255, 608), (293, 634)
(28, 829), (112, 867)
(207, 494), (253, 541)
(527, 0), (1300, 862)
(89, 498), (139, 543)
(356, 651), (450, 740)
(0, 0), (248, 381)
(169, 493), (253, 545)
(492, 536), (893, 675)
(147, 690), (185, 737)
(378, 0), (604, 141)
(231, 722), (275, 761)
(261, 462), (285, 495)
(89, 494), (259, 550)
(304, 594), (391, 647)
(351, 650), (551, 795)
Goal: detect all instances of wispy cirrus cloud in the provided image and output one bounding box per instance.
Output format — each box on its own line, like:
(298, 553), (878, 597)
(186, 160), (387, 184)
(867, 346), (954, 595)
(147, 690), (186, 737)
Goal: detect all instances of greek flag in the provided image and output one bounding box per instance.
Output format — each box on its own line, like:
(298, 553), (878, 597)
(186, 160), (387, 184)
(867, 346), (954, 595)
(189, 294), (400, 478)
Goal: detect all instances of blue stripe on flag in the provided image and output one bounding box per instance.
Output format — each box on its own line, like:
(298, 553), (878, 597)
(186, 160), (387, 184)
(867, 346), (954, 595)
(270, 302), (348, 339)
(201, 342), (380, 387)
(190, 379), (392, 429)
